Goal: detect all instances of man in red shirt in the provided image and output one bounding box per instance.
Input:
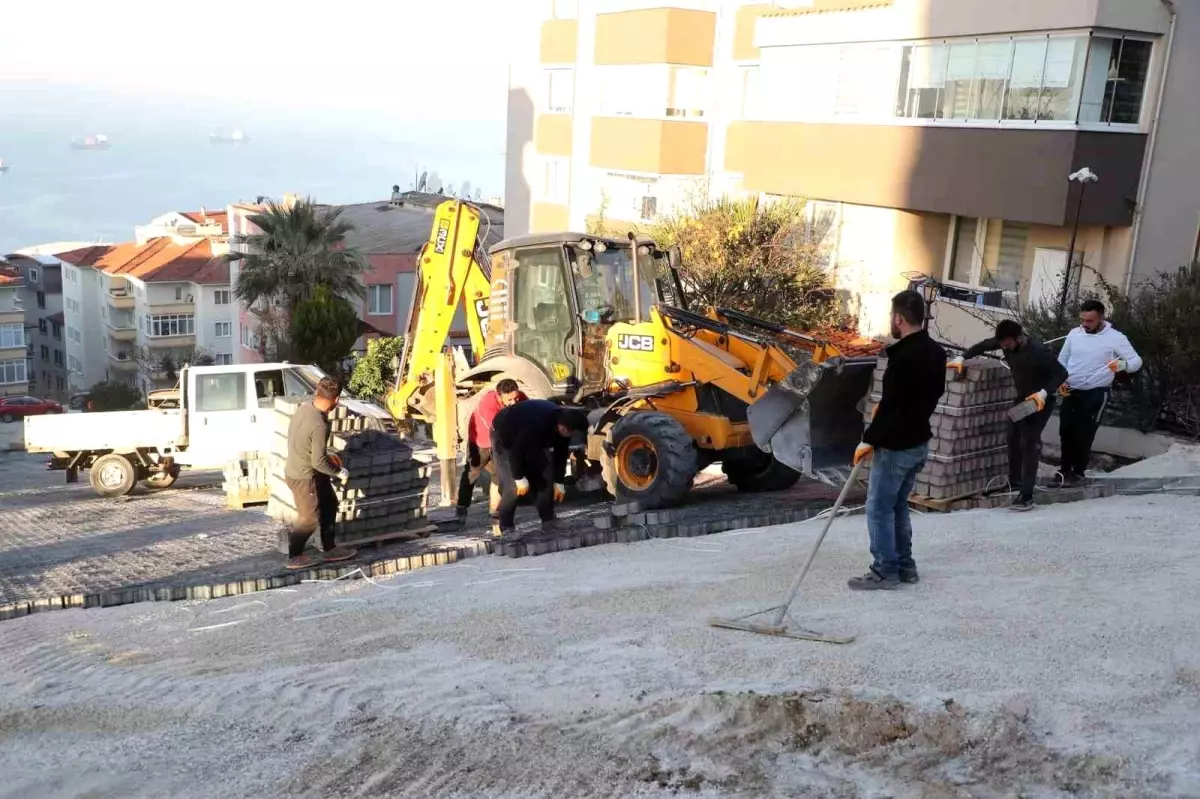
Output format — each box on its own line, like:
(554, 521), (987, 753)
(457, 378), (526, 521)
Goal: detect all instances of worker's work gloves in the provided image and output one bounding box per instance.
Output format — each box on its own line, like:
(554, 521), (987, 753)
(553, 483), (566, 503)
(336, 468), (350, 483)
(1107, 358), (1128, 373)
(1026, 389), (1048, 413)
(515, 477), (530, 497)
(853, 443), (873, 466)
(1057, 383), (1072, 398)
(328, 453), (342, 469)
(947, 356), (966, 377)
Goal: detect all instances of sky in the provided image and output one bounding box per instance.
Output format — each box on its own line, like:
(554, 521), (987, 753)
(0, 0), (512, 125)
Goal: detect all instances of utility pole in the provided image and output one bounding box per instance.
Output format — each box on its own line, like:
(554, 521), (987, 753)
(1060, 167), (1099, 318)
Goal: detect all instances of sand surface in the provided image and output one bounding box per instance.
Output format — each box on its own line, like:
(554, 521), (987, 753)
(1108, 442), (1200, 478)
(2, 494), (1199, 797)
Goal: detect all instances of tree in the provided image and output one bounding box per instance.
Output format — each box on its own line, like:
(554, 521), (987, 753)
(290, 285), (361, 377)
(226, 198), (367, 358)
(649, 195), (841, 330)
(86, 380), (142, 411)
(348, 336), (404, 402)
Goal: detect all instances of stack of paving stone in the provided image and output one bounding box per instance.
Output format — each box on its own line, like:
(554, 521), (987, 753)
(222, 451), (271, 508)
(862, 356), (1017, 501)
(267, 398), (433, 552)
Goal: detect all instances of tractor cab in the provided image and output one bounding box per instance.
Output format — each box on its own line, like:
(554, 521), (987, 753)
(484, 232), (679, 401)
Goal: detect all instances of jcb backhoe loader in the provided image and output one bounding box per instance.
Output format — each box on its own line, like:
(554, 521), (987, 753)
(385, 200), (876, 510)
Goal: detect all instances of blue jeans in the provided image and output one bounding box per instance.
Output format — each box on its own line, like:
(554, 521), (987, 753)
(866, 444), (928, 579)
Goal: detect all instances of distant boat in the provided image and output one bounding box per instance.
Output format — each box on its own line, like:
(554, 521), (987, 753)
(210, 128), (248, 144)
(0, 158), (8, 172)
(71, 134), (110, 151)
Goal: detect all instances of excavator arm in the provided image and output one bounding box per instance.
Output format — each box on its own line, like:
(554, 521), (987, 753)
(385, 200), (492, 426)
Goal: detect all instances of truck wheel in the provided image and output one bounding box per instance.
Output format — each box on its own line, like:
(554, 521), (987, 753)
(0, 413), (12, 423)
(722, 448), (802, 492)
(89, 454), (137, 497)
(143, 466), (180, 490)
(602, 412), (697, 510)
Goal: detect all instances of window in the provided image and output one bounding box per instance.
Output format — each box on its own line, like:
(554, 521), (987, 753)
(1080, 36), (1154, 125)
(40, 345), (49, 361)
(28, 268), (38, 282)
(804, 201), (842, 271)
(241, 324), (259, 349)
(36, 291), (46, 309)
(639, 196), (658, 221)
(499, 246), (575, 383)
(67, 269), (78, 285)
(0, 359), (27, 385)
(68, 354), (83, 373)
(214, 353), (233, 365)
(38, 319), (47, 335)
(666, 67), (709, 118)
(175, 286), (183, 301)
(599, 66), (710, 118)
(51, 322), (61, 339)
(738, 66), (762, 118)
(542, 158), (570, 204)
(57, 376), (65, 391)
(214, 289), (231, 306)
(194, 372), (247, 412)
(66, 297), (80, 315)
(897, 43), (948, 119)
(68, 326), (82, 344)
(367, 284), (393, 316)
(214, 321), (232, 338)
(53, 349), (64, 366)
(546, 69), (573, 114)
(945, 217), (1029, 294)
(0, 322), (24, 349)
(145, 313), (195, 337)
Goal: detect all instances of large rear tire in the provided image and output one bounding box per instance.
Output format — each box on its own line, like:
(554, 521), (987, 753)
(89, 454), (137, 498)
(602, 412), (697, 510)
(722, 447), (802, 492)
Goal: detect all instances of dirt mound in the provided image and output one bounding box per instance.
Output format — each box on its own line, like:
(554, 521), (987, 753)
(285, 690), (1163, 798)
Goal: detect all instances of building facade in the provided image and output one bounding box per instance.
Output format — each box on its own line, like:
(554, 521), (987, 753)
(0, 264), (28, 397)
(508, 0), (1200, 343)
(1, 254), (68, 399)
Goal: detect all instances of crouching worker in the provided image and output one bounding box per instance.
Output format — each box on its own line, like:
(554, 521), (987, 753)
(491, 399), (590, 539)
(282, 377), (356, 570)
(456, 378), (527, 523)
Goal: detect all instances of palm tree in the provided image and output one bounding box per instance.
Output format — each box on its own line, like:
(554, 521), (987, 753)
(227, 198), (367, 315)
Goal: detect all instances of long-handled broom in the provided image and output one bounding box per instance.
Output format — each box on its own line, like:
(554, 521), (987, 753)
(708, 461), (863, 644)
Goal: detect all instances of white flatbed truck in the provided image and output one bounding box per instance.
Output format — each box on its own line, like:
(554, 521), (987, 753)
(24, 362), (331, 497)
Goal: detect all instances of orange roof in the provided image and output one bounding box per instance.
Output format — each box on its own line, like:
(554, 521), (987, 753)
(0, 266), (22, 287)
(59, 239), (229, 285)
(180, 210), (229, 233)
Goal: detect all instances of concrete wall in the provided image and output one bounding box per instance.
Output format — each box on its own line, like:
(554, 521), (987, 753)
(193, 283), (234, 362)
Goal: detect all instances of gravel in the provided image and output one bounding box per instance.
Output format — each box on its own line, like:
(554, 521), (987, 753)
(1, 494), (1198, 797)
(1108, 442), (1200, 478)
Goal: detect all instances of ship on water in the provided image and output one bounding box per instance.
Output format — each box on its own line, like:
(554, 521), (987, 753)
(71, 134), (110, 151)
(210, 128), (248, 144)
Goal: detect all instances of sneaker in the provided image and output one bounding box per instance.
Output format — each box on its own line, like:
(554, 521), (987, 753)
(499, 527), (524, 542)
(847, 571), (900, 591)
(899, 567), (920, 584)
(1063, 472), (1087, 488)
(323, 546), (357, 562)
(285, 553), (323, 571)
(1009, 496), (1035, 512)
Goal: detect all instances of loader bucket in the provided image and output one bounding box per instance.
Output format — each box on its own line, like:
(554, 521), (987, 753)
(747, 357), (876, 486)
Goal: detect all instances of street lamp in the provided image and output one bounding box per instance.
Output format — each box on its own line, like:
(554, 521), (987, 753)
(1060, 167), (1099, 317)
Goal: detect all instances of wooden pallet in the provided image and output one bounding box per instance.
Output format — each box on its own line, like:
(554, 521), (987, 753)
(341, 524), (438, 548)
(225, 488), (270, 510)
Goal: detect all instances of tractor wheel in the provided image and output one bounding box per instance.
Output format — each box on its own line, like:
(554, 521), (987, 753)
(602, 412), (698, 510)
(722, 447), (802, 493)
(89, 453), (137, 498)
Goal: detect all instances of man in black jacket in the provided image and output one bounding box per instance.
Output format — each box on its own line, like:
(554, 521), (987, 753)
(491, 399), (590, 538)
(952, 320), (1067, 511)
(850, 290), (947, 591)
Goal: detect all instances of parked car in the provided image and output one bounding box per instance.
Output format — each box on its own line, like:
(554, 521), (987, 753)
(67, 392), (90, 411)
(0, 396), (64, 423)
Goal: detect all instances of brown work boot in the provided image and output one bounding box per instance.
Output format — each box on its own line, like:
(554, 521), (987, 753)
(323, 546), (357, 563)
(286, 553), (323, 571)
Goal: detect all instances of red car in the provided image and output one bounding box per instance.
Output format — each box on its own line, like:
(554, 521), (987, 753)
(0, 396), (64, 423)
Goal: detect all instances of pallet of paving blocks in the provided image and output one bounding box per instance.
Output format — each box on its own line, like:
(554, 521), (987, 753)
(860, 356), (1017, 502)
(267, 399), (434, 553)
(223, 451), (272, 509)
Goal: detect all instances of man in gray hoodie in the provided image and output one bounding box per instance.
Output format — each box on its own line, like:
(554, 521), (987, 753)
(283, 377), (356, 570)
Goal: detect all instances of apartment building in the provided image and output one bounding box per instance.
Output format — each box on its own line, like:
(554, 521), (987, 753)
(509, 0), (1200, 343)
(0, 264), (28, 397)
(2, 253), (69, 399)
(58, 234), (235, 393)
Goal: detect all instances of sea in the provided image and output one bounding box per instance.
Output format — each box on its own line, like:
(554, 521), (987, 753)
(0, 90), (505, 254)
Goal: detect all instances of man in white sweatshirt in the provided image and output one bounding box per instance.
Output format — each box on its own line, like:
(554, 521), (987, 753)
(1057, 299), (1142, 485)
